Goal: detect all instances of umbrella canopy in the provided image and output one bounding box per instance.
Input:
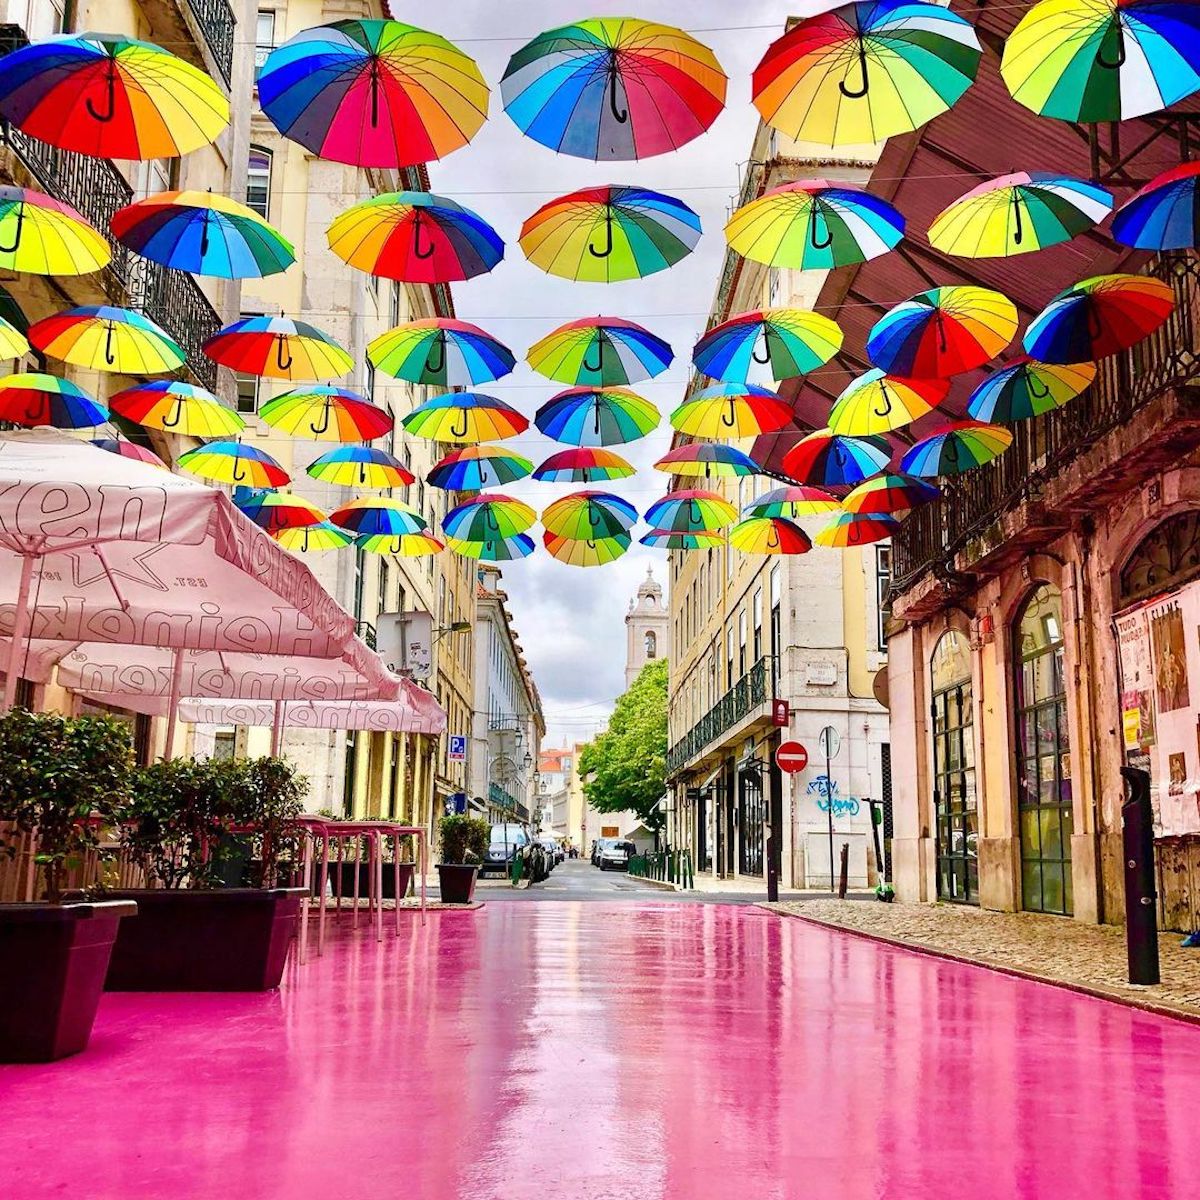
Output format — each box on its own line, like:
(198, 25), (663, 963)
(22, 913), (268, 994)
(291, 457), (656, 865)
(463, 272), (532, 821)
(829, 370), (949, 436)
(204, 316), (353, 381)
(1112, 162), (1200, 250)
(89, 437), (167, 470)
(1001, 0), (1200, 123)
(726, 180), (904, 270)
(693, 308), (843, 383)
(0, 316), (29, 360)
(745, 485), (841, 518)
(527, 317), (673, 386)
(0, 373), (107, 429)
(899, 421), (1013, 477)
(446, 532), (535, 561)
(752, 1), (982, 146)
(729, 516), (812, 555)
(179, 441), (290, 488)
(258, 19), (488, 169)
(782, 429), (891, 487)
(428, 445), (533, 490)
(0, 33), (229, 159)
(0, 186), (109, 275)
(842, 473), (940, 514)
(111, 191), (295, 279)
(275, 521), (353, 553)
(644, 489), (738, 533)
(533, 447), (636, 483)
(814, 511), (900, 548)
(29, 305), (183, 374)
(670, 383), (793, 439)
(258, 386), (392, 442)
(236, 490), (327, 535)
(966, 359), (1097, 423)
(535, 387), (659, 447)
(402, 391), (527, 443)
(639, 529), (725, 550)
(928, 173), (1113, 259)
(327, 191), (503, 284)
(368, 318), (514, 387)
(443, 493), (537, 541)
(654, 443), (760, 478)
(306, 445), (414, 489)
(330, 496), (427, 537)
(1022, 273), (1176, 363)
(111, 380), (244, 438)
(541, 491), (637, 540)
(520, 186), (701, 282)
(355, 532), (444, 556)
(543, 530), (631, 566)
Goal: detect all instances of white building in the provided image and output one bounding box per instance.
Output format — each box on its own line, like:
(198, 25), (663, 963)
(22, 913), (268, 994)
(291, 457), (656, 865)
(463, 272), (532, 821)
(625, 568), (669, 688)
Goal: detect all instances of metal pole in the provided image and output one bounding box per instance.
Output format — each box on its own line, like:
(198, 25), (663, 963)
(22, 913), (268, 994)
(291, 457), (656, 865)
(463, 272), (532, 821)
(2, 552), (35, 712)
(270, 699), (285, 756)
(867, 798), (884, 886)
(162, 647), (185, 761)
(767, 733), (782, 902)
(826, 743), (835, 893)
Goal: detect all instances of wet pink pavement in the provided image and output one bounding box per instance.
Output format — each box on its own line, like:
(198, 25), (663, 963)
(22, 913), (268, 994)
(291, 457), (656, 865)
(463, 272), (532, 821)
(3, 902), (1199, 1200)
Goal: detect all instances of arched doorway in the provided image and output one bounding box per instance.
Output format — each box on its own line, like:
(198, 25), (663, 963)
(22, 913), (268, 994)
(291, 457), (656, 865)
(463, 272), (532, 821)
(930, 630), (976, 903)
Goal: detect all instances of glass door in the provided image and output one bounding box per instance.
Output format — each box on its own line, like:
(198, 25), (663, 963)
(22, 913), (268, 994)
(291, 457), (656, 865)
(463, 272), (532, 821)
(930, 632), (977, 903)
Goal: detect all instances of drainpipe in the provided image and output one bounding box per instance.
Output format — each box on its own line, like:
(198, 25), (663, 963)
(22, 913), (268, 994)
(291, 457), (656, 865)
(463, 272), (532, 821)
(1071, 541), (1105, 924)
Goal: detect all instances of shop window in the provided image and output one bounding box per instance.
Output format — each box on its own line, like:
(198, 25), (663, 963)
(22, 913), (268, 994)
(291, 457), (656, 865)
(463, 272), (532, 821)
(930, 630), (976, 904)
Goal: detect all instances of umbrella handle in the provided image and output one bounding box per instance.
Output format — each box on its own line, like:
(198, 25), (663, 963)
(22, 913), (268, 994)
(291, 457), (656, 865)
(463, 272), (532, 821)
(276, 338), (293, 372)
(832, 443), (846, 470)
(1098, 21), (1126, 69)
(935, 312), (948, 354)
(369, 61), (381, 128)
(593, 395), (603, 437)
(311, 400), (332, 437)
(1027, 373), (1051, 400)
(873, 382), (893, 419)
(945, 436), (959, 469)
(587, 539), (597, 550)
(690, 499), (701, 526)
(608, 68), (628, 124)
(848, 520), (862, 546)
(838, 46), (870, 99)
(86, 61), (117, 123)
(450, 410), (469, 439)
(589, 213), (614, 259)
(809, 209), (834, 251)
(200, 209), (211, 258)
(1011, 193), (1025, 247)
(232, 456), (248, 483)
(484, 508), (499, 534)
(24, 399), (45, 424)
(752, 332), (772, 365)
(722, 398), (737, 428)
(413, 212), (435, 260)
(583, 340), (604, 375)
(104, 324), (117, 367)
(425, 331), (445, 376)
(767, 525), (780, 550)
(302, 528), (310, 552)
(163, 396), (183, 428)
(0, 204), (24, 254)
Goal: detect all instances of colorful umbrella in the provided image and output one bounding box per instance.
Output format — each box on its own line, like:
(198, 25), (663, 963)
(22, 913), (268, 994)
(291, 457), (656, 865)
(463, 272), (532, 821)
(534, 387), (659, 447)
(693, 308), (843, 383)
(928, 173), (1113, 259)
(236, 491), (327, 535)
(814, 511), (899, 548)
(355, 532), (445, 556)
(402, 391), (528, 443)
(0, 374), (107, 428)
(367, 318), (514, 387)
(29, 305), (183, 374)
(1112, 162), (1200, 249)
(543, 530), (631, 566)
(639, 529), (725, 550)
(654, 443), (760, 478)
(729, 516), (812, 555)
(745, 485), (841, 518)
(330, 496), (427, 537)
(1023, 273), (1176, 363)
(327, 191), (503, 284)
(966, 359), (1096, 423)
(443, 493), (537, 541)
(726, 180), (905, 270)
(0, 316), (29, 360)
(527, 317), (672, 387)
(1002, 0), (1200, 123)
(644, 489), (738, 533)
(178, 442), (290, 487)
(782, 429), (891, 487)
(752, 1), (982, 146)
(0, 33), (229, 159)
(89, 438), (167, 470)
(0, 186), (109, 275)
(899, 421), (1013, 477)
(111, 380), (245, 438)
(541, 491), (638, 540)
(520, 186), (701, 282)
(204, 316), (353, 380)
(842, 473), (941, 514)
(258, 386), (393, 442)
(111, 191), (295, 279)
(829, 370), (949, 436)
(532, 447), (636, 483)
(306, 445), (414, 489)
(670, 383), (793, 440)
(428, 445), (533, 490)
(446, 532), (536, 561)
(258, 19), (488, 168)
(275, 521), (354, 553)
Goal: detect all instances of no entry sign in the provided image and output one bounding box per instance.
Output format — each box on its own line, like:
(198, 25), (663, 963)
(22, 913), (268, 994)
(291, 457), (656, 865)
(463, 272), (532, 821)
(776, 741), (809, 774)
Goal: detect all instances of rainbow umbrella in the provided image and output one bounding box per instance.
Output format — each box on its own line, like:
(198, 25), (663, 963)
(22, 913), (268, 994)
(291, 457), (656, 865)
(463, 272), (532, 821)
(928, 174), (1113, 259)
(639, 529), (724, 550)
(520, 186), (701, 282)
(204, 316), (353, 380)
(307, 446), (414, 490)
(533, 447), (636, 483)
(0, 316), (29, 360)
(330, 496), (427, 537)
(1023, 274), (1176, 363)
(428, 445), (533, 490)
(544, 530), (631, 567)
(842, 473), (940, 514)
(275, 522), (354, 553)
(402, 392), (528, 443)
(693, 308), (843, 383)
(782, 429), (891, 487)
(443, 494), (537, 541)
(258, 386), (392, 442)
(1112, 162), (1200, 249)
(541, 491), (637, 540)
(535, 387), (659, 447)
(90, 438), (167, 470)
(726, 180), (904, 270)
(111, 380), (244, 437)
(258, 19), (488, 169)
(0, 374), (106, 428)
(745, 485), (841, 518)
(729, 516), (812, 555)
(966, 359), (1096, 423)
(236, 490), (327, 535)
(752, 2), (982, 146)
(829, 370), (948, 437)
(527, 317), (672, 387)
(1002, 0), (1200, 123)
(111, 191), (295, 279)
(654, 443), (760, 478)
(0, 186), (109, 275)
(814, 512), (899, 548)
(29, 305), (183, 374)
(0, 33), (229, 159)
(671, 383), (793, 440)
(899, 421), (1013, 477)
(446, 533), (535, 561)
(356, 532), (445, 557)
(644, 489), (738, 533)
(178, 442), (290, 487)
(327, 191), (503, 284)
(368, 318), (514, 387)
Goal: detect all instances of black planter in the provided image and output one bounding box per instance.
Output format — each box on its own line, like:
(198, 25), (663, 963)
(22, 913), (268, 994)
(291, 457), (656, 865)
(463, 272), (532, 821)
(0, 901), (136, 1062)
(319, 861), (415, 901)
(436, 864), (479, 904)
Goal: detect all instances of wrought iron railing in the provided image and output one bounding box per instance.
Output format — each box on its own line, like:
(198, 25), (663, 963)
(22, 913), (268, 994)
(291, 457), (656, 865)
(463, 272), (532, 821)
(488, 782), (528, 822)
(667, 656), (771, 776)
(355, 621), (378, 650)
(186, 0), (236, 86)
(128, 258), (221, 390)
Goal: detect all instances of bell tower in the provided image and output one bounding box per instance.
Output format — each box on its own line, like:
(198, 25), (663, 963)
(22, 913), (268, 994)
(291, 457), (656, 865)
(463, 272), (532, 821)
(625, 566), (669, 688)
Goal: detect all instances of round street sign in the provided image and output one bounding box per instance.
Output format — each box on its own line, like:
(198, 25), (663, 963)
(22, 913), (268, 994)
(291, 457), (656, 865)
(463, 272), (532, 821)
(817, 725), (841, 760)
(776, 741), (809, 774)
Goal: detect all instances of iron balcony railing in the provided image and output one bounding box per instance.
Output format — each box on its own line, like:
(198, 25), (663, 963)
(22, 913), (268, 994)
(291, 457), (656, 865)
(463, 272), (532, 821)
(186, 0), (236, 86)
(488, 782), (528, 822)
(667, 656), (771, 776)
(355, 621), (378, 651)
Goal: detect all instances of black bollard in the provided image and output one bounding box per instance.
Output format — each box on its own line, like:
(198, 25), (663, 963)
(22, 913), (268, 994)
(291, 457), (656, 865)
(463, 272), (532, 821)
(1120, 766), (1160, 986)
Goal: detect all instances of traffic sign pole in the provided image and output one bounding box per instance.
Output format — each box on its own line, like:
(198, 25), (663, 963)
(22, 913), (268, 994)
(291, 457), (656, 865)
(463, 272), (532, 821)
(817, 726), (841, 894)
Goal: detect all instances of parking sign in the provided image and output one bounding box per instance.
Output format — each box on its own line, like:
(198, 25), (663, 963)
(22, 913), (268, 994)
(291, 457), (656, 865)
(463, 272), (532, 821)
(448, 734), (466, 762)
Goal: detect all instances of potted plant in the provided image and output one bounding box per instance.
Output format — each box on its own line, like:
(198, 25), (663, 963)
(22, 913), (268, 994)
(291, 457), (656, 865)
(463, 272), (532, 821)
(0, 709), (137, 1062)
(436, 815), (489, 904)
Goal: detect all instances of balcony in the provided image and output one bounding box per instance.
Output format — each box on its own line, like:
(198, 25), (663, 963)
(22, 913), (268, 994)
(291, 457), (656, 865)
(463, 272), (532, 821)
(355, 621), (378, 651)
(667, 656), (771, 777)
(184, 0), (236, 86)
(488, 782), (528, 822)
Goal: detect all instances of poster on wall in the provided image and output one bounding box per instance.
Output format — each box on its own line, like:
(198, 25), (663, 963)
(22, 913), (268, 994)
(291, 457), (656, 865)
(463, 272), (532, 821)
(1115, 607), (1156, 749)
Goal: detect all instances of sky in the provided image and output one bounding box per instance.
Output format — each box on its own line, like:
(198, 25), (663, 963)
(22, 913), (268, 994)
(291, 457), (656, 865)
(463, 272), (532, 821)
(408, 1), (790, 746)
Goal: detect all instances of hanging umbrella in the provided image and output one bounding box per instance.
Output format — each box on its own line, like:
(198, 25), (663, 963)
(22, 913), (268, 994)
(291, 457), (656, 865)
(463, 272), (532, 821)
(1112, 161), (1200, 249)
(1001, 0), (1200, 123)
(654, 443), (760, 479)
(842, 473), (940, 514)
(781, 429), (891, 487)
(501, 18), (726, 161)
(355, 532), (445, 556)
(534, 387), (659, 446)
(1023, 273), (1176, 363)
(29, 305), (184, 374)
(670, 383), (793, 439)
(236, 490), (327, 535)
(257, 386), (392, 442)
(745, 485), (841, 518)
(752, 1), (982, 146)
(0, 186), (109, 275)
(178, 441), (290, 487)
(527, 317), (673, 386)
(544, 531), (632, 566)
(89, 438), (167, 470)
(520, 186), (701, 282)
(639, 529), (724, 550)
(729, 516), (812, 555)
(428, 445), (533, 490)
(443, 493), (537, 541)
(829, 370), (950, 437)
(402, 391), (527, 443)
(966, 359), (1096, 423)
(725, 180), (904, 270)
(644, 489), (738, 533)
(111, 380), (245, 438)
(327, 191), (503, 284)
(533, 447), (636, 483)
(0, 316), (29, 360)
(0, 32), (229, 159)
(204, 316), (353, 380)
(330, 496), (427, 537)
(307, 445), (414, 489)
(542, 491), (637, 540)
(928, 174), (1113, 259)
(899, 421), (1013, 477)
(111, 191), (295, 279)
(368, 318), (514, 387)
(446, 532), (535, 561)
(814, 511), (900, 548)
(275, 521), (354, 553)
(0, 374), (107, 428)
(693, 308), (842, 383)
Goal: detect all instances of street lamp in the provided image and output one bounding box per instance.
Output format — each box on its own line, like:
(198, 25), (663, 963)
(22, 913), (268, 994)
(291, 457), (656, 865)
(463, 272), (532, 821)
(433, 620), (471, 641)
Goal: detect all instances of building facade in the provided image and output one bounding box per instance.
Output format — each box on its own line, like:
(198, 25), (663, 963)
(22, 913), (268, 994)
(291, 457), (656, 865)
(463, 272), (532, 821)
(625, 568), (669, 688)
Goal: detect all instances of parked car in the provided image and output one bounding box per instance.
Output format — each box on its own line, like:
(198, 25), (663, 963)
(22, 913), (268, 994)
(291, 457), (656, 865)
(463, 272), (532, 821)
(599, 840), (637, 871)
(481, 824), (529, 876)
(591, 837), (614, 866)
(537, 836), (563, 867)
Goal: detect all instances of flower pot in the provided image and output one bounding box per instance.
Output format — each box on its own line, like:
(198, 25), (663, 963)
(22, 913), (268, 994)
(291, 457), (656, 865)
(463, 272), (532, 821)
(436, 863), (479, 904)
(318, 861), (415, 900)
(0, 901), (136, 1062)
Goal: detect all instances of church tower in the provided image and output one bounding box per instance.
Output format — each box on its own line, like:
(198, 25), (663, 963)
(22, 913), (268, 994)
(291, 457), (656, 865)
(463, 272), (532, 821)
(625, 567), (670, 688)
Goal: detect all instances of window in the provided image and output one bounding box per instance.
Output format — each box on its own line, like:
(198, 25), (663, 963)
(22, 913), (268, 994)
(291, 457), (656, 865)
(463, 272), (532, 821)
(644, 631), (657, 659)
(930, 631), (976, 905)
(378, 561), (390, 614)
(353, 548), (366, 621)
(24, 0), (68, 39)
(390, 281), (402, 328)
(769, 565), (781, 658)
(726, 626), (734, 690)
(246, 147), (272, 219)
(738, 610), (747, 677)
(136, 156), (176, 200)
(254, 11), (276, 72)
(213, 728), (237, 762)
(752, 588), (762, 661)
(875, 546), (892, 650)
(235, 371), (260, 415)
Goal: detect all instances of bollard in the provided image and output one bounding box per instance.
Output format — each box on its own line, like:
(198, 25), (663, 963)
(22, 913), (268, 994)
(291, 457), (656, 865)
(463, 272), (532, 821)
(838, 842), (849, 899)
(1120, 766), (1160, 986)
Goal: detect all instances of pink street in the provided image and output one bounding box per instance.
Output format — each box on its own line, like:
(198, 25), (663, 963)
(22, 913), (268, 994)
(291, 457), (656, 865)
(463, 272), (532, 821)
(4, 903), (1199, 1200)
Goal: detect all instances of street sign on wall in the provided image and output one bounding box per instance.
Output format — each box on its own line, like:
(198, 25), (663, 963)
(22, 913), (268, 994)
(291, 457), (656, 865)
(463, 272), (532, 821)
(376, 610), (433, 680)
(448, 734), (466, 762)
(776, 741), (809, 774)
(771, 698), (789, 727)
